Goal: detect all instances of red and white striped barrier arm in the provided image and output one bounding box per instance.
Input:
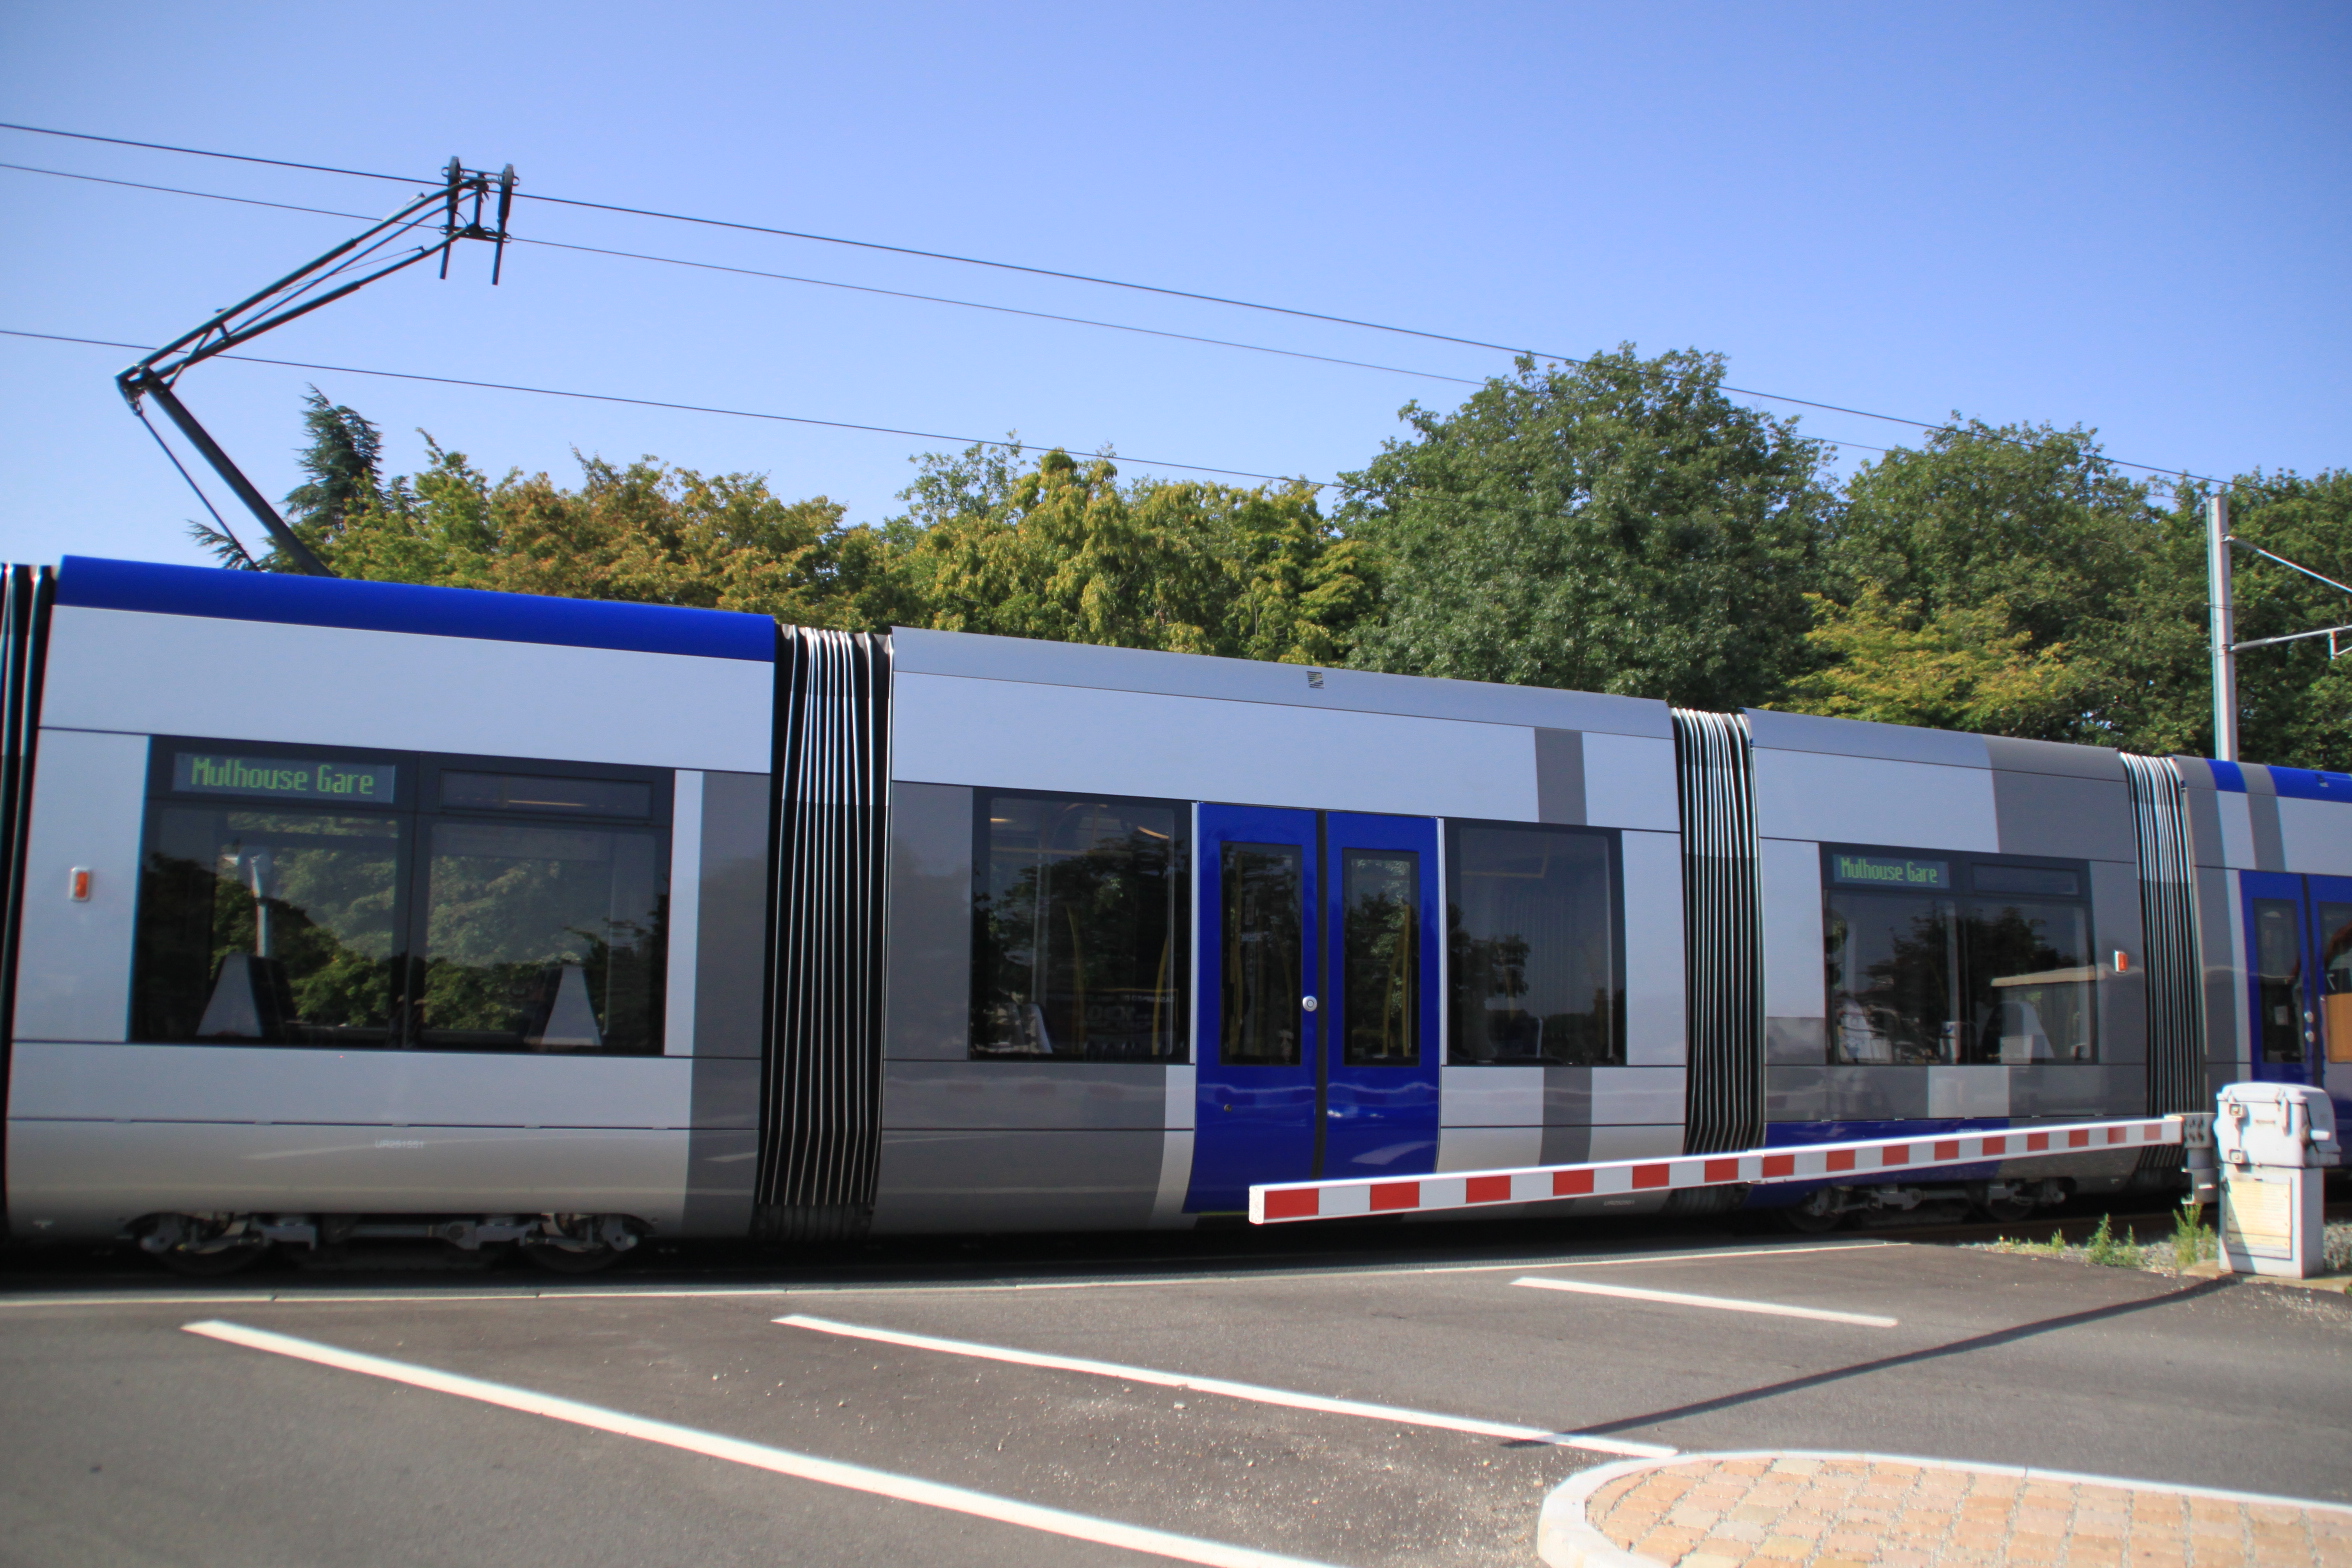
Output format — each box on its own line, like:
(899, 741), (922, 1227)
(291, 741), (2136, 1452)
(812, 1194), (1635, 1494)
(1246, 1115), (2183, 1225)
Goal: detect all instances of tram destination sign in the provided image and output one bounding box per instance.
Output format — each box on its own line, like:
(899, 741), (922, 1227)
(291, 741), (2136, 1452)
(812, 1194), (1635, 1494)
(1829, 852), (1951, 890)
(173, 751), (398, 804)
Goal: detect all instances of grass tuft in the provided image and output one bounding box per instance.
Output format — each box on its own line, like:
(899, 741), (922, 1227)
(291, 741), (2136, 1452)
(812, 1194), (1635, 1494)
(2084, 1214), (2143, 1267)
(2170, 1199), (2216, 1269)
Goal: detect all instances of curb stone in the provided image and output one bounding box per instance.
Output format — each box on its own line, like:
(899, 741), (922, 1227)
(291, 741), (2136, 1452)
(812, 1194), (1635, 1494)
(1536, 1450), (2352, 1568)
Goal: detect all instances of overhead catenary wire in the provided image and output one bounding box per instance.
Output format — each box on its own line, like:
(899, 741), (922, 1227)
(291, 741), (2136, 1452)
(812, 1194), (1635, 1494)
(0, 329), (1338, 488)
(0, 161), (1909, 473)
(0, 161), (1487, 389)
(0, 119), (2228, 487)
(0, 160), (1985, 477)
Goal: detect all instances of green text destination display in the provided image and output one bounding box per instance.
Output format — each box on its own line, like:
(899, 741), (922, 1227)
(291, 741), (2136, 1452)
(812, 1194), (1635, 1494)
(1830, 853), (1950, 890)
(174, 752), (398, 804)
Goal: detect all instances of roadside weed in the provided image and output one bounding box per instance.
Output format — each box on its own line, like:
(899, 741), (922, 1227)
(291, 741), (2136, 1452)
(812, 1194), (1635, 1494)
(2085, 1214), (2143, 1267)
(2170, 1200), (2216, 1269)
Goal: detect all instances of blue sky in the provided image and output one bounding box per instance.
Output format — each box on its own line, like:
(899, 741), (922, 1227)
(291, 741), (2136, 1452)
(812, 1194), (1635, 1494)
(1, 2), (2344, 568)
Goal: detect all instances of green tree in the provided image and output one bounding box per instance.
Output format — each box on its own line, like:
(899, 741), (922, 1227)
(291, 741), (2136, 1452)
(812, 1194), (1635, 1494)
(1778, 586), (2085, 735)
(325, 441), (908, 629)
(1337, 347), (1832, 710)
(890, 442), (1370, 663)
(2164, 470), (2352, 771)
(1786, 420), (2186, 748)
(190, 386), (386, 571)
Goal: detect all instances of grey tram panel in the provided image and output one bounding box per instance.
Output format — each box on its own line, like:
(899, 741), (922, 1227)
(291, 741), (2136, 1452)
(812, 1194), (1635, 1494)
(891, 625), (1672, 740)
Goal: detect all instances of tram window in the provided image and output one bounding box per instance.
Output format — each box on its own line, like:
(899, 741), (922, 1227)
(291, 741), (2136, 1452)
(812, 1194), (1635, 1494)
(969, 792), (1189, 1062)
(1974, 864), (2079, 898)
(416, 820), (664, 1053)
(440, 771), (652, 819)
(1960, 896), (2094, 1064)
(1219, 843), (1304, 1066)
(1823, 848), (2095, 1065)
(1446, 823), (1622, 1067)
(2319, 902), (2352, 1065)
(2251, 897), (2305, 1064)
(1342, 849), (1419, 1066)
(133, 806), (405, 1046)
(131, 739), (669, 1053)
(1825, 888), (1957, 1064)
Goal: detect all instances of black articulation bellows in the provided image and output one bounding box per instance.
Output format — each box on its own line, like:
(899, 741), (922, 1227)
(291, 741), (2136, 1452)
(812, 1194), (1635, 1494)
(1673, 708), (1763, 1156)
(755, 626), (894, 1240)
(0, 564), (50, 1218)
(2124, 755), (2207, 1169)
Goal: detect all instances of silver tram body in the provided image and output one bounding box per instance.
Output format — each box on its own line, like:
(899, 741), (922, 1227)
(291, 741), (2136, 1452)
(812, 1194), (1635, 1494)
(0, 556), (2343, 1257)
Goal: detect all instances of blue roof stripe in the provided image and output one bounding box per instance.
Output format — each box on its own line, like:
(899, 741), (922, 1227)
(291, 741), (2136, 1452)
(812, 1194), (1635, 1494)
(56, 556), (777, 663)
(2209, 759), (2247, 793)
(2261, 764), (2352, 804)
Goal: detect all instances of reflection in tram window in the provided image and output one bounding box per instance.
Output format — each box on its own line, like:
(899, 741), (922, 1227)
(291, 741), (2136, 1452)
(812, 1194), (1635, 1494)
(1825, 889), (1957, 1064)
(417, 820), (664, 1053)
(1342, 850), (1418, 1065)
(1446, 824), (1622, 1066)
(2252, 897), (2306, 1064)
(1823, 848), (2095, 1065)
(969, 793), (1188, 1062)
(1219, 842), (1303, 1065)
(134, 807), (404, 1046)
(1962, 897), (2094, 1063)
(2320, 902), (2352, 1065)
(131, 739), (670, 1053)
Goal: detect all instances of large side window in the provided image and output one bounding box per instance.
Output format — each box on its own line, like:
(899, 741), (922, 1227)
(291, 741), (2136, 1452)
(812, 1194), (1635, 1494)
(130, 740), (668, 1054)
(970, 792), (1189, 1062)
(415, 765), (667, 1053)
(1822, 848), (2095, 1066)
(1446, 821), (1623, 1066)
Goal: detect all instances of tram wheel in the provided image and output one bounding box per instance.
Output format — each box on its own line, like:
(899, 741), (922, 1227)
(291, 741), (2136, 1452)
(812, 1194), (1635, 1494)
(1975, 1194), (2036, 1223)
(522, 1242), (624, 1275)
(154, 1241), (270, 1277)
(1780, 1190), (1844, 1234)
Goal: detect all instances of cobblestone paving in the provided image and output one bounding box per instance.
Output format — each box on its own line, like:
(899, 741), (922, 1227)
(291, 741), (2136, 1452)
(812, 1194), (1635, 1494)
(1586, 1456), (2352, 1568)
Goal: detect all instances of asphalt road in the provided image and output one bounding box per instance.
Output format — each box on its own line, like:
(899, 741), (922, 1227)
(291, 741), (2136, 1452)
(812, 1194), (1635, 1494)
(0, 1224), (2343, 1568)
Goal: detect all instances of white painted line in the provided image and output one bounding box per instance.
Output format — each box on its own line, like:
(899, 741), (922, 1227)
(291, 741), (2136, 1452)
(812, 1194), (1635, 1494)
(181, 1320), (1334, 1568)
(0, 1241), (1905, 1314)
(776, 1313), (1675, 1460)
(1512, 1277), (1899, 1328)
(1528, 1242), (1902, 1272)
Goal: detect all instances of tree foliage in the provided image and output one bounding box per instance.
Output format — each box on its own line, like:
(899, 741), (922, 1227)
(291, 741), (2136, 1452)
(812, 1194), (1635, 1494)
(1782, 420), (2179, 746)
(892, 443), (1369, 662)
(2166, 469), (2352, 769)
(1337, 347), (1832, 711)
(191, 386), (387, 571)
(318, 442), (904, 628)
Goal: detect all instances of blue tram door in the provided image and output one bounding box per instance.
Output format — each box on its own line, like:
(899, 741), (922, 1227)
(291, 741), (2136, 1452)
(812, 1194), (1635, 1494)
(1186, 804), (1442, 1212)
(2240, 872), (2352, 1096)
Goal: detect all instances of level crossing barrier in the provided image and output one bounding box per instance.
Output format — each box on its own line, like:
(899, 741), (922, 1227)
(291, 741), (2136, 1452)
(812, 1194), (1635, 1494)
(1246, 1116), (2185, 1224)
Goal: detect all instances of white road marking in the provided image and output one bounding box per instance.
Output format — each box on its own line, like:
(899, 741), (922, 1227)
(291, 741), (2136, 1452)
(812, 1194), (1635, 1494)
(1512, 1277), (1899, 1327)
(1533, 1242), (1901, 1271)
(0, 1240), (1903, 1314)
(181, 1319), (1336, 1568)
(776, 1313), (1674, 1459)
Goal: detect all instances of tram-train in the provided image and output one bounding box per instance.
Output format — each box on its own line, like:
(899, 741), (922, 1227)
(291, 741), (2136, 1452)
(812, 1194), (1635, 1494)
(0, 555), (2342, 1270)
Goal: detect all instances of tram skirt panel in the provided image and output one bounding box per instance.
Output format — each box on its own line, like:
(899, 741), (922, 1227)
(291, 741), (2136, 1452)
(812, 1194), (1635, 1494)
(755, 626), (891, 1243)
(1672, 708), (1764, 1168)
